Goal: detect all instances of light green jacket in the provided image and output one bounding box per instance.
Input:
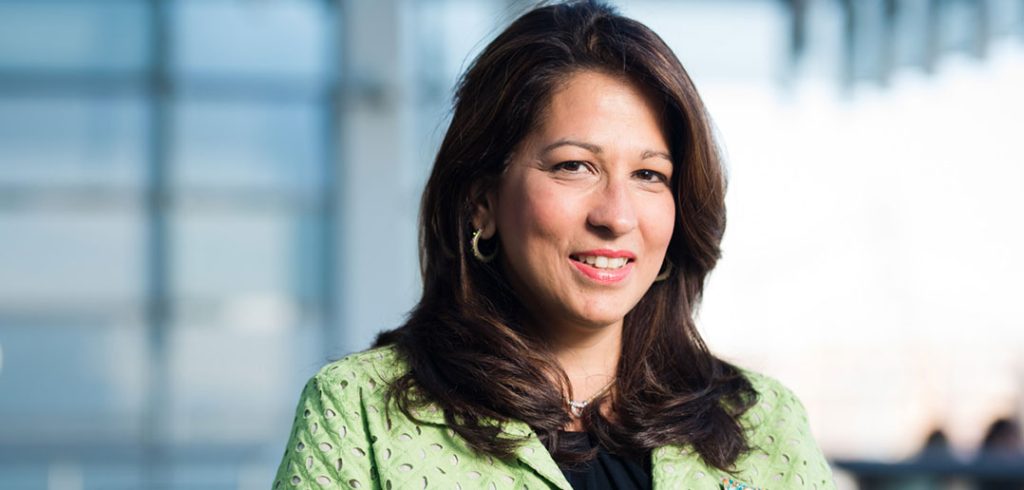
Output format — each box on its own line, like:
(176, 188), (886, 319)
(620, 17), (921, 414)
(273, 346), (835, 489)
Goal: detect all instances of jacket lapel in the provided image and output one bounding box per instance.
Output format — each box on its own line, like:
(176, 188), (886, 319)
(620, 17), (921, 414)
(652, 444), (708, 487)
(652, 445), (761, 490)
(504, 420), (574, 490)
(409, 407), (573, 490)
(410, 401), (760, 490)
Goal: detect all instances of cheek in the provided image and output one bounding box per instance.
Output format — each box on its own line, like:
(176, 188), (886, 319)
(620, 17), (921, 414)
(645, 195), (677, 250)
(499, 181), (577, 252)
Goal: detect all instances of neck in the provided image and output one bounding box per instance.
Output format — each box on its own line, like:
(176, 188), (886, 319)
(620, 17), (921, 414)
(547, 320), (623, 402)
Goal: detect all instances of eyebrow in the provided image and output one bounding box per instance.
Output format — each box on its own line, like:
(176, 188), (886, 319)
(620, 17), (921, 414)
(541, 139), (602, 155)
(540, 139), (672, 161)
(641, 149), (673, 161)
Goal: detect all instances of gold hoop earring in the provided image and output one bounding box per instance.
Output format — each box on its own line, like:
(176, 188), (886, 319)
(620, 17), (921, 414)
(654, 260), (673, 282)
(471, 229), (498, 263)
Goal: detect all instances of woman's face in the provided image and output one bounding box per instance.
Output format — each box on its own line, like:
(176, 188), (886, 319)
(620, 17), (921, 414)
(478, 70), (676, 336)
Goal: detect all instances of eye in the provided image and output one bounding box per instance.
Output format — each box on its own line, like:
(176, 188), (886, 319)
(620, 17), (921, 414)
(634, 169), (669, 184)
(552, 161), (590, 173)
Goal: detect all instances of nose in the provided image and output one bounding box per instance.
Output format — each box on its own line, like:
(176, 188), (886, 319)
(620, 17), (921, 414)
(586, 177), (638, 237)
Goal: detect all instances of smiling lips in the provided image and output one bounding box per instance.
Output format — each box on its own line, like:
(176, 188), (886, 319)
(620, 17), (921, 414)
(569, 249), (636, 283)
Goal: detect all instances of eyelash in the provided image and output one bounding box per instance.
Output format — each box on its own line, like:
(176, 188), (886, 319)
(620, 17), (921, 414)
(552, 161), (589, 173)
(552, 161), (670, 185)
(634, 169), (670, 184)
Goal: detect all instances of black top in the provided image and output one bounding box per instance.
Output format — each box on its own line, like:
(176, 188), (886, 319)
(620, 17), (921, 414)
(556, 431), (652, 490)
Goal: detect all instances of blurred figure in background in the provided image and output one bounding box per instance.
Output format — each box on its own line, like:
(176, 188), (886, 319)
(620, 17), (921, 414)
(977, 418), (1024, 490)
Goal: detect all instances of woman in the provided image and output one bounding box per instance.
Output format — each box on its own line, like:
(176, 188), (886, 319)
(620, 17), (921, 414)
(274, 2), (834, 489)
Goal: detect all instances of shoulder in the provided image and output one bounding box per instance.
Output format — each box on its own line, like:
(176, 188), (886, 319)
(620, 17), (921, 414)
(730, 368), (835, 488)
(304, 344), (452, 426)
(311, 345), (407, 391)
(740, 368), (810, 432)
(305, 343), (409, 405)
(278, 345), (539, 489)
(290, 345), (411, 429)
(275, 347), (407, 489)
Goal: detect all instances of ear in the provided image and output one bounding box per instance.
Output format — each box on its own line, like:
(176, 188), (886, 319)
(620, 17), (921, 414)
(470, 183), (498, 239)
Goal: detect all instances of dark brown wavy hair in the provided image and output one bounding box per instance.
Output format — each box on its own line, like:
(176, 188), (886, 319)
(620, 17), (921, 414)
(374, 0), (757, 471)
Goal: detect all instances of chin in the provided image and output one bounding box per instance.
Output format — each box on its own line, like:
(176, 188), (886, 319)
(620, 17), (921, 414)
(571, 311), (631, 330)
(574, 297), (643, 326)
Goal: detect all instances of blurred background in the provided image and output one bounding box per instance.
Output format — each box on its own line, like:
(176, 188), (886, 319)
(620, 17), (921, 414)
(0, 0), (1021, 489)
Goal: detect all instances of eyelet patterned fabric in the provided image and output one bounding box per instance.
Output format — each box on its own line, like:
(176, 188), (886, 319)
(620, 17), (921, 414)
(273, 346), (836, 489)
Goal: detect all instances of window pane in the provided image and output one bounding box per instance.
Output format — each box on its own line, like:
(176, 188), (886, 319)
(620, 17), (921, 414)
(172, 0), (330, 80)
(624, 1), (788, 83)
(0, 324), (146, 443)
(892, 0), (930, 70)
(0, 466), (46, 490)
(0, 1), (148, 72)
(424, 0), (501, 89)
(0, 208), (144, 309)
(939, 0), (981, 54)
(0, 95), (146, 189)
(990, 0), (1024, 37)
(166, 323), (320, 444)
(171, 210), (320, 305)
(172, 98), (323, 192)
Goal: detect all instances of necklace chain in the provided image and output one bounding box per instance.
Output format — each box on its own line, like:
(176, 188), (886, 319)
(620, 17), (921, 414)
(567, 378), (615, 417)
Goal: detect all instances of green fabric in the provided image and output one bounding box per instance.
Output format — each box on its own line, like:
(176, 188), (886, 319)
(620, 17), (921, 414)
(273, 346), (836, 489)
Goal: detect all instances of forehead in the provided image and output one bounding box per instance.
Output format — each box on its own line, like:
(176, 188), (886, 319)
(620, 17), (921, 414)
(530, 70), (669, 149)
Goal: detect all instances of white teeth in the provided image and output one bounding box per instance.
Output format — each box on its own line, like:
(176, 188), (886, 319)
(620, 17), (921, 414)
(576, 255), (629, 269)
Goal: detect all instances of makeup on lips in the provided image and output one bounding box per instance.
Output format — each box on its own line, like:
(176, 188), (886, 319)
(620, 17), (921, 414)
(569, 249), (636, 283)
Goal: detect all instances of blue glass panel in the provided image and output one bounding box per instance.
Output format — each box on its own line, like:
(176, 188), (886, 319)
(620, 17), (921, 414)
(940, 0), (982, 54)
(0, 325), (146, 442)
(172, 0), (330, 80)
(81, 465), (144, 490)
(0, 466), (45, 490)
(421, 0), (498, 90)
(168, 208), (321, 444)
(171, 210), (318, 302)
(624, 1), (788, 83)
(990, 0), (1024, 37)
(848, 0), (888, 81)
(0, 95), (146, 188)
(0, 1), (148, 72)
(167, 464), (242, 490)
(165, 324), (320, 443)
(892, 0), (931, 70)
(172, 98), (323, 192)
(0, 208), (144, 305)
(0, 461), (145, 490)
